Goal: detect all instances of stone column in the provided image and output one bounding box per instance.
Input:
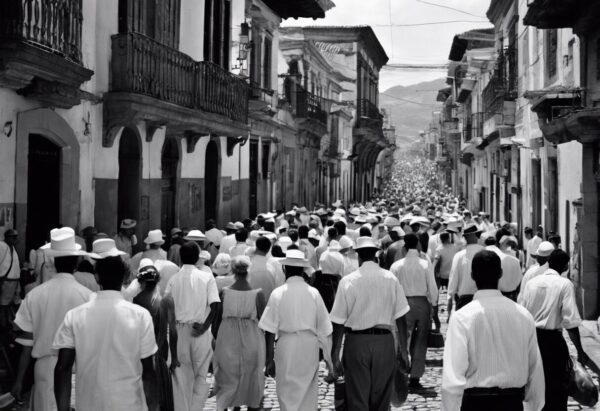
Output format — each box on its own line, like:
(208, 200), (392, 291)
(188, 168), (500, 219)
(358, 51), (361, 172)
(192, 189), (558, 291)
(579, 138), (599, 319)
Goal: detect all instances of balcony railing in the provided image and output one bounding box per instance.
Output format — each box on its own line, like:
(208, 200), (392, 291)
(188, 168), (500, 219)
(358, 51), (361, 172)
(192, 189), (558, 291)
(467, 112), (485, 141)
(483, 47), (518, 119)
(111, 32), (248, 123)
(249, 80), (275, 104)
(357, 99), (382, 120)
(0, 0), (83, 63)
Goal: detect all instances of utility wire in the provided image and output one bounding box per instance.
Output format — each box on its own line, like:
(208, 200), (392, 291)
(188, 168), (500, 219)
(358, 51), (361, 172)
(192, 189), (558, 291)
(380, 93), (440, 106)
(414, 0), (487, 18)
(372, 20), (489, 27)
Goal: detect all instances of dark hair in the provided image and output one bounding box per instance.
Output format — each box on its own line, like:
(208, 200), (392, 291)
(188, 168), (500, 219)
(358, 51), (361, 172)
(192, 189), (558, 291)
(333, 221), (346, 236)
(548, 234), (562, 247)
(95, 256), (128, 290)
(327, 227), (338, 239)
(356, 248), (377, 262)
(287, 243), (299, 251)
(359, 227), (372, 237)
(495, 227), (511, 245)
(548, 249), (569, 272)
(524, 227), (533, 235)
(235, 228), (248, 242)
(271, 244), (285, 258)
(284, 265), (305, 278)
(180, 241), (200, 265)
(484, 236), (496, 246)
(440, 232), (450, 244)
(298, 225), (309, 239)
(264, 221), (275, 233)
(431, 221), (442, 232)
(256, 236), (271, 253)
(471, 250), (501, 289)
(54, 256), (80, 274)
(76, 259), (94, 273)
(288, 229), (299, 242)
(404, 233), (419, 249)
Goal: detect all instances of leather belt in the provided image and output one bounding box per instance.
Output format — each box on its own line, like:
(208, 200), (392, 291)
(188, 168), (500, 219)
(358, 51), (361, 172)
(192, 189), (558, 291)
(346, 327), (391, 335)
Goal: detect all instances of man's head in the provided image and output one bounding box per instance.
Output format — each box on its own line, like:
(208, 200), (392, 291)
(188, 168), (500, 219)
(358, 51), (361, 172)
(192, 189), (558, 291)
(255, 236), (271, 255)
(440, 232), (451, 244)
(535, 241), (554, 265)
(298, 225), (309, 239)
(3, 229), (18, 247)
(54, 255), (80, 274)
(471, 250), (502, 290)
(404, 233), (419, 250)
(288, 229), (299, 243)
(235, 228), (248, 243)
(180, 241), (200, 265)
(359, 226), (372, 237)
(95, 256), (128, 291)
(524, 227), (533, 240)
(327, 227), (338, 241)
(548, 249), (570, 273)
(333, 221), (346, 236)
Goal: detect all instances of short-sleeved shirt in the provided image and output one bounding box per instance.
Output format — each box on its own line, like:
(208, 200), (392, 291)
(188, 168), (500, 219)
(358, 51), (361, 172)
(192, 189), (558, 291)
(330, 261), (410, 330)
(521, 269), (581, 330)
(448, 244), (483, 297)
(435, 244), (459, 279)
(259, 276), (332, 338)
(165, 264), (220, 323)
(53, 290), (157, 411)
(14, 273), (92, 358)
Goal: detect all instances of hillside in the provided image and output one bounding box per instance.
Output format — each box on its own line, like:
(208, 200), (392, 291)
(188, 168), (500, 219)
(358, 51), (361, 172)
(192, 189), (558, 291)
(380, 78), (446, 142)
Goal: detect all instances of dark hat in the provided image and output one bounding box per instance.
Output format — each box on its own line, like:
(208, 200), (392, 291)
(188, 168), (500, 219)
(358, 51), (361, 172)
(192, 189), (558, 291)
(463, 223), (483, 236)
(4, 229), (18, 238)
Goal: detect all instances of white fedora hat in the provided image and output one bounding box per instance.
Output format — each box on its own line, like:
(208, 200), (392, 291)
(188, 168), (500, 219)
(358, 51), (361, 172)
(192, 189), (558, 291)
(41, 227), (87, 257)
(144, 229), (165, 245)
(280, 249), (312, 268)
(88, 238), (126, 259)
(353, 236), (381, 251)
(184, 230), (206, 241)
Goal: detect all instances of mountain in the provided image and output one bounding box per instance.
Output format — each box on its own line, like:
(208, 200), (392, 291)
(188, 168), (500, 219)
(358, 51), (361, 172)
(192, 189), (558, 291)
(379, 78), (446, 143)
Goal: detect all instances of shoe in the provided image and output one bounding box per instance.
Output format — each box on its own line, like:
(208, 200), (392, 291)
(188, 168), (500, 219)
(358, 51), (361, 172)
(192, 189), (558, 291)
(408, 378), (423, 389)
(0, 392), (15, 409)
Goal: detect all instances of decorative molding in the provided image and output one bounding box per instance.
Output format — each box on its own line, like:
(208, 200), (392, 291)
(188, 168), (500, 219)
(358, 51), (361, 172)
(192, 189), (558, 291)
(146, 122), (165, 143)
(185, 132), (206, 153)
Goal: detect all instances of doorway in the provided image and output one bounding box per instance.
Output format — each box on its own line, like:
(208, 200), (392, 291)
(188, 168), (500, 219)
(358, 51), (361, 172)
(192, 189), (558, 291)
(205, 140), (219, 223)
(26, 134), (61, 254)
(249, 140), (258, 218)
(161, 137), (179, 234)
(118, 128), (141, 228)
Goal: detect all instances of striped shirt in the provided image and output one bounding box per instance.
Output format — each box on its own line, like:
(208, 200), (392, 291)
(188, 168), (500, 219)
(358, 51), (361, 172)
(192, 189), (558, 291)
(442, 290), (544, 411)
(330, 261), (410, 330)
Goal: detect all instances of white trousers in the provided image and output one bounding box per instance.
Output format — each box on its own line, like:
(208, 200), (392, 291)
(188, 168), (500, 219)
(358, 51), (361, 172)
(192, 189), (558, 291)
(172, 324), (212, 411)
(32, 355), (57, 411)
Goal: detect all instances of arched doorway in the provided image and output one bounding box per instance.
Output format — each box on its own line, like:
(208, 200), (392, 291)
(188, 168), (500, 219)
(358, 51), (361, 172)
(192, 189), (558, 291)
(25, 135), (61, 253)
(118, 128), (141, 229)
(161, 137), (179, 234)
(205, 140), (219, 223)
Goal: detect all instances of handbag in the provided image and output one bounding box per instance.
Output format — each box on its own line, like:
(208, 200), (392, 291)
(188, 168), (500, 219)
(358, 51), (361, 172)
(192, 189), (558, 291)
(390, 367), (409, 406)
(567, 357), (598, 407)
(427, 329), (445, 348)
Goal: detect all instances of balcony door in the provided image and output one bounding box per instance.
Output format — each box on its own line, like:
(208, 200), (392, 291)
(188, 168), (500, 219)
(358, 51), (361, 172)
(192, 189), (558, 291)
(118, 0), (181, 48)
(205, 140), (219, 224)
(161, 137), (179, 234)
(118, 128), (141, 230)
(204, 0), (231, 69)
(26, 135), (60, 254)
(249, 140), (259, 218)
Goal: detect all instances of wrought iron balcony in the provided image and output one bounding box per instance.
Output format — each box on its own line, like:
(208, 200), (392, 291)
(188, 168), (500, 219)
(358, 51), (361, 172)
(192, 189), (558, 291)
(466, 112), (485, 141)
(0, 0), (83, 63)
(284, 85), (328, 126)
(357, 99), (382, 120)
(483, 47), (518, 119)
(111, 32), (248, 124)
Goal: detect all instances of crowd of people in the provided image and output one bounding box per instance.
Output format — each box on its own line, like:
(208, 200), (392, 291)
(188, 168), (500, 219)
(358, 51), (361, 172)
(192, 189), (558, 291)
(0, 153), (593, 411)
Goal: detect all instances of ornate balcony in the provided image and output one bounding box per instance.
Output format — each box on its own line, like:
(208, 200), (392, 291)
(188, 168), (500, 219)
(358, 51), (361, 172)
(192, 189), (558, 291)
(284, 85), (328, 127)
(248, 80), (276, 115)
(483, 47), (518, 119)
(104, 33), (249, 147)
(357, 99), (382, 120)
(0, 0), (93, 108)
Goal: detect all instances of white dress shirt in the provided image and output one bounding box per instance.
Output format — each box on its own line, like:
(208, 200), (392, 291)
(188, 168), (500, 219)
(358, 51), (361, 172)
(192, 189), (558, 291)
(249, 254), (278, 301)
(259, 276), (332, 338)
(53, 291), (158, 411)
(330, 261), (410, 330)
(229, 243), (249, 257)
(520, 269), (581, 330)
(442, 290), (545, 411)
(165, 264), (220, 323)
(390, 249), (438, 305)
(517, 263), (548, 304)
(14, 273), (92, 358)
(486, 245), (522, 293)
(447, 244), (483, 297)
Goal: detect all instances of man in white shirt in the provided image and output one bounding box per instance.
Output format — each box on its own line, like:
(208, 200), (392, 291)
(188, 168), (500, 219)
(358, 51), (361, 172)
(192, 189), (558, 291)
(249, 237), (281, 301)
(11, 227), (92, 411)
(517, 241), (554, 304)
(165, 242), (220, 411)
(219, 223), (238, 257)
(53, 255), (158, 411)
(526, 226), (544, 269)
(520, 249), (588, 411)
(448, 224), (483, 311)
(390, 233), (437, 388)
(229, 228), (249, 257)
(259, 250), (332, 411)
(485, 230), (522, 301)
(442, 250), (544, 411)
(314, 240), (344, 311)
(330, 237), (410, 410)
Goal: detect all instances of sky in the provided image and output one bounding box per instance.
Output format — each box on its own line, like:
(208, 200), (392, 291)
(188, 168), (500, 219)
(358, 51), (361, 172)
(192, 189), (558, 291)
(282, 0), (493, 91)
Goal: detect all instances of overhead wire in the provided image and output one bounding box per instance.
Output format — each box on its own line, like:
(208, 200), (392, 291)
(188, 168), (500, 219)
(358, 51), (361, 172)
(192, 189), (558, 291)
(414, 0), (487, 18)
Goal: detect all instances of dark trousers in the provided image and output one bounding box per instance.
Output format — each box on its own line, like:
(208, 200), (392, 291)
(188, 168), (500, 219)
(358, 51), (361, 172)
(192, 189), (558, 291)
(461, 387), (524, 411)
(406, 296), (431, 379)
(343, 333), (395, 411)
(537, 328), (569, 411)
(455, 294), (474, 310)
(314, 273), (340, 312)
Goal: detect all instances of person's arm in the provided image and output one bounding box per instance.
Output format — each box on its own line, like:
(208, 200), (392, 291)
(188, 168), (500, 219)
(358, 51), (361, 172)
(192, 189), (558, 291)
(256, 290), (267, 319)
(447, 253), (460, 297)
(562, 282), (587, 363)
(54, 348), (75, 411)
(395, 315), (409, 369)
(141, 356), (158, 411)
(440, 315), (469, 411)
(193, 302), (219, 337)
(524, 325), (545, 411)
(264, 332), (276, 377)
(212, 292), (224, 339)
(567, 327), (589, 364)
(426, 262), (439, 306)
(161, 296), (179, 370)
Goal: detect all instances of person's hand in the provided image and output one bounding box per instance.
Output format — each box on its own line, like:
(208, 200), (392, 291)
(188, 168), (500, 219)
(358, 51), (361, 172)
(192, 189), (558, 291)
(333, 357), (344, 378)
(578, 351), (590, 366)
(169, 358), (181, 373)
(397, 348), (410, 372)
(265, 359), (276, 378)
(191, 322), (206, 337)
(11, 380), (22, 401)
